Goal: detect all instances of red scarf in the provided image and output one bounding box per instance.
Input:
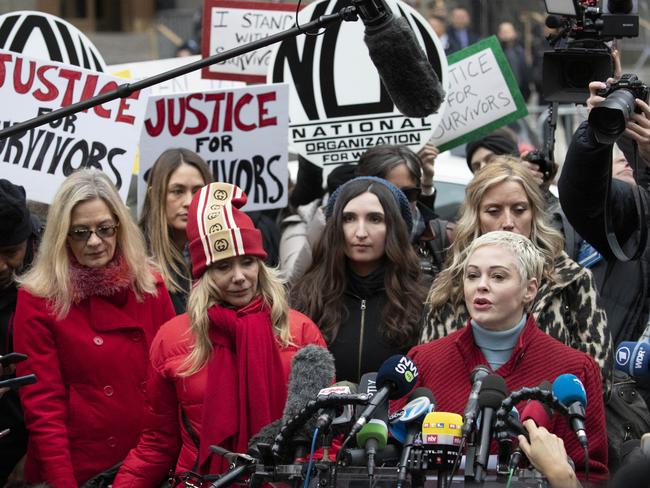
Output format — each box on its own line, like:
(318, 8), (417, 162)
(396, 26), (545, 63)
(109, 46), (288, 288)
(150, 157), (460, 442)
(199, 295), (287, 473)
(68, 253), (133, 303)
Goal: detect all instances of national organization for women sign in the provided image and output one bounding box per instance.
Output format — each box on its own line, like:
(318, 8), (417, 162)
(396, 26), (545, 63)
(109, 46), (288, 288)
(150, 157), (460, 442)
(268, 0), (449, 169)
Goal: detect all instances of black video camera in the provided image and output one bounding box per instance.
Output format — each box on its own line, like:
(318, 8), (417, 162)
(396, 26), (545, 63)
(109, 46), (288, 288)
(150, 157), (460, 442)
(589, 74), (650, 144)
(542, 0), (639, 104)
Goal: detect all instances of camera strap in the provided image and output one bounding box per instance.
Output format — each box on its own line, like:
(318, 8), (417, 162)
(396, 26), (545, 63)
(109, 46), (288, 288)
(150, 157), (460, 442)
(604, 142), (648, 261)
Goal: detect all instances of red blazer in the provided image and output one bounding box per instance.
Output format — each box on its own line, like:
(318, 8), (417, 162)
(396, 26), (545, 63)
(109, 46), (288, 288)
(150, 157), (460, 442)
(404, 315), (608, 482)
(113, 308), (326, 487)
(13, 279), (176, 488)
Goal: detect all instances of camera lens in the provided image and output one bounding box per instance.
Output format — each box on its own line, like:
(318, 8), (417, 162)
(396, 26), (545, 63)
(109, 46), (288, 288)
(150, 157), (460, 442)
(589, 89), (636, 144)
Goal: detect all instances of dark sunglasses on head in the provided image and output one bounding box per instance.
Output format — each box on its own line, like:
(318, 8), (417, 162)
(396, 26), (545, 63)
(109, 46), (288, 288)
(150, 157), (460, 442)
(400, 186), (422, 203)
(68, 223), (119, 242)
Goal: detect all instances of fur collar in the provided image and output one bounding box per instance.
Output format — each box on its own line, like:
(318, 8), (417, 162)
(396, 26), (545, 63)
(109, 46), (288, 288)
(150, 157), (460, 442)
(69, 253), (134, 303)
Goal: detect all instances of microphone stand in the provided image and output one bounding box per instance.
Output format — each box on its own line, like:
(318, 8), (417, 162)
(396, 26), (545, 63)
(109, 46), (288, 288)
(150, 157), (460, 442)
(0, 6), (360, 140)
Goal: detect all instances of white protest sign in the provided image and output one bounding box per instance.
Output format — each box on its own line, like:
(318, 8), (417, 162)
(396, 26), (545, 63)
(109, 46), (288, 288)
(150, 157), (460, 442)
(108, 55), (245, 95)
(268, 0), (449, 170)
(430, 36), (528, 151)
(0, 11), (106, 71)
(201, 0), (298, 82)
(0, 50), (148, 204)
(138, 83), (289, 214)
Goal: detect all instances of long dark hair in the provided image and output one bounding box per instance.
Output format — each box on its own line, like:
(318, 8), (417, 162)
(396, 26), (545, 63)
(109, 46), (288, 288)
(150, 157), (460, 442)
(291, 179), (426, 347)
(357, 144), (422, 181)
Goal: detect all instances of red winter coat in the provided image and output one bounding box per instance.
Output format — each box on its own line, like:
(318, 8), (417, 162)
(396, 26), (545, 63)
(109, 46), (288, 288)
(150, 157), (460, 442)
(13, 278), (176, 488)
(403, 315), (608, 481)
(113, 308), (326, 487)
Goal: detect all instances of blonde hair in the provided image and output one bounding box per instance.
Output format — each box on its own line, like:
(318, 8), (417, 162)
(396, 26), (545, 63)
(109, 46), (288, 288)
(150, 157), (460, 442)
(19, 169), (158, 318)
(140, 149), (211, 294)
(427, 157), (564, 309)
(464, 231), (544, 285)
(180, 260), (293, 375)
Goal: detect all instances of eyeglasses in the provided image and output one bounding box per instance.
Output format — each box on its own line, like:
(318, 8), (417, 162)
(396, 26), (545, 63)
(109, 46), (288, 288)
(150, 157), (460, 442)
(68, 223), (119, 242)
(400, 186), (422, 203)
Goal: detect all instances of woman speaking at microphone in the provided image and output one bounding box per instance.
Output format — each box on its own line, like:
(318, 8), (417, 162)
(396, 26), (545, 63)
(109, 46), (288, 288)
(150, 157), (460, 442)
(406, 231), (608, 482)
(114, 182), (325, 486)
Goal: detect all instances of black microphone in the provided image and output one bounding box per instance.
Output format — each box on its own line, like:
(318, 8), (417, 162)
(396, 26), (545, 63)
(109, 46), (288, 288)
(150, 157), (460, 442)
(461, 365), (490, 439)
(315, 381), (357, 432)
(356, 372), (388, 423)
(248, 345), (335, 460)
(396, 387), (435, 488)
(351, 0), (445, 118)
(473, 374), (508, 483)
(348, 355), (418, 439)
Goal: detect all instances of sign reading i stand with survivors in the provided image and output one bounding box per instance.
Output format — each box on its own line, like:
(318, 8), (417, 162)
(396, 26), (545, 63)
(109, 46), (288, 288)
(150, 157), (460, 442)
(267, 0), (449, 169)
(0, 49), (148, 204)
(137, 83), (289, 215)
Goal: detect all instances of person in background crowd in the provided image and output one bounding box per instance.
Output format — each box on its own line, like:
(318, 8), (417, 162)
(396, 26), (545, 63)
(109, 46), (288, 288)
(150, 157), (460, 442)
(446, 7), (478, 52)
(407, 231), (608, 482)
(356, 144), (453, 282)
(420, 158), (612, 387)
(291, 177), (426, 383)
(114, 183), (325, 485)
(428, 14), (460, 54)
(140, 148), (211, 314)
(465, 128), (520, 175)
(0, 180), (42, 486)
(13, 169), (176, 487)
(497, 21), (531, 102)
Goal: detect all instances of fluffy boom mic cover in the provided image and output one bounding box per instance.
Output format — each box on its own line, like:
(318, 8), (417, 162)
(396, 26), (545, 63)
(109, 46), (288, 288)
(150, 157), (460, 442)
(364, 16), (445, 118)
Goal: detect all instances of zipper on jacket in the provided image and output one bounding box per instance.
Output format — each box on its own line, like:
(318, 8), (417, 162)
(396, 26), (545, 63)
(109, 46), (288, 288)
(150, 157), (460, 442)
(357, 299), (367, 381)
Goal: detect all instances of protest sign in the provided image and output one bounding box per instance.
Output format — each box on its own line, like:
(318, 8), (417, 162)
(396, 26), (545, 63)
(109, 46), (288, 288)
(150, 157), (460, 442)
(108, 55), (245, 95)
(0, 50), (148, 204)
(429, 36), (528, 151)
(0, 11), (106, 71)
(268, 0), (448, 170)
(202, 0), (299, 82)
(138, 83), (289, 214)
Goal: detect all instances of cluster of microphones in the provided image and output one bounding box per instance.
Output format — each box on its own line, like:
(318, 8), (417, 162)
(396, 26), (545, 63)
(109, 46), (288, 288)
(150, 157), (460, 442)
(208, 345), (598, 488)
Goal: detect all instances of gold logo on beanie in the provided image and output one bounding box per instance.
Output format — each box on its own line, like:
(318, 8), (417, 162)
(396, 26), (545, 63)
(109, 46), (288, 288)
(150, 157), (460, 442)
(208, 223), (223, 233)
(213, 189), (228, 200)
(214, 238), (229, 252)
(210, 203), (223, 210)
(207, 210), (222, 220)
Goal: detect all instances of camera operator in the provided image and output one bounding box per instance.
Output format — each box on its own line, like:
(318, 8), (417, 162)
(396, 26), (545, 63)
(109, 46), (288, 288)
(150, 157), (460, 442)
(558, 77), (650, 469)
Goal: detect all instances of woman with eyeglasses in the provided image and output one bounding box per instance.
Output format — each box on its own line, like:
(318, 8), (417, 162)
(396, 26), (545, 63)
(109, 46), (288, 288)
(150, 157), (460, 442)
(291, 177), (426, 383)
(356, 144), (454, 283)
(140, 148), (212, 314)
(13, 169), (176, 488)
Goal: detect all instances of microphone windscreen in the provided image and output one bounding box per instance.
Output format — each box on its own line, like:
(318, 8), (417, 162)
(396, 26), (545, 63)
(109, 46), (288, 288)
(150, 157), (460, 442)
(520, 401), (552, 430)
(421, 411), (463, 446)
(471, 364), (490, 384)
(356, 419), (388, 449)
(376, 355), (418, 400)
(364, 16), (445, 118)
(248, 418), (283, 453)
(282, 345), (336, 424)
(408, 387), (435, 404)
(478, 374), (508, 408)
(552, 374), (587, 407)
(615, 342), (650, 379)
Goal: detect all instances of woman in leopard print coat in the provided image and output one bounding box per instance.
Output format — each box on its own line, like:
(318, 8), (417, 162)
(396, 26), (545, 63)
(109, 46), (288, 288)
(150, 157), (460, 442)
(420, 158), (612, 388)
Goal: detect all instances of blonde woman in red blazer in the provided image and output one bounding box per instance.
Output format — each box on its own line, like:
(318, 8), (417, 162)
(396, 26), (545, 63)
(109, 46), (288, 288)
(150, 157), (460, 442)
(13, 169), (175, 487)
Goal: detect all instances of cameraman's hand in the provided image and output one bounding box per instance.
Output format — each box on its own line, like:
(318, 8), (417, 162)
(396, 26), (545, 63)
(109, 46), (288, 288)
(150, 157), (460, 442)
(521, 160), (545, 187)
(586, 81), (608, 112)
(624, 98), (650, 165)
(518, 420), (578, 488)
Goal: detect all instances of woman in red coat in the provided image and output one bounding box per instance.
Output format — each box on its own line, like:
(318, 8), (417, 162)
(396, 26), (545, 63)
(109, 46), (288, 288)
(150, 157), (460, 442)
(114, 182), (326, 486)
(13, 169), (176, 487)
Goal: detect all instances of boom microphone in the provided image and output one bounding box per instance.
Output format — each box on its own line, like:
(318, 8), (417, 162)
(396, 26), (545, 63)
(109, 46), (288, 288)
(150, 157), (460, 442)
(615, 342), (650, 381)
(348, 355), (418, 439)
(552, 374), (588, 449)
(351, 0), (445, 118)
